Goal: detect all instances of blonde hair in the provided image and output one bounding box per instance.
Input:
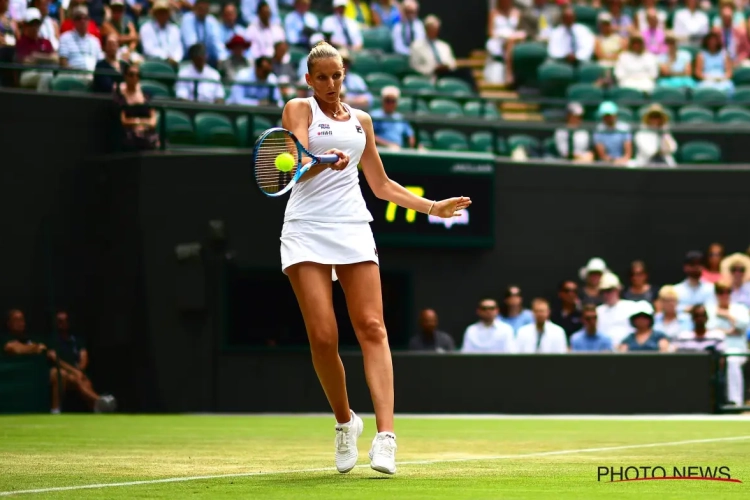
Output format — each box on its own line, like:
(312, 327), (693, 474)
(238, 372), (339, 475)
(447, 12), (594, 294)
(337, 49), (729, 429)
(658, 285), (678, 301)
(307, 41), (343, 73)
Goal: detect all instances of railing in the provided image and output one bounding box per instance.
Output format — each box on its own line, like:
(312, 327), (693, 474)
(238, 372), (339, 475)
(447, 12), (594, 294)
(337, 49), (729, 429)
(715, 351), (750, 414)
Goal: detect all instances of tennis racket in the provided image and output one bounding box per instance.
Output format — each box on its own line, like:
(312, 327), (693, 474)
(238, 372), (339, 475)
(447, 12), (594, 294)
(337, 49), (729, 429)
(253, 127), (340, 197)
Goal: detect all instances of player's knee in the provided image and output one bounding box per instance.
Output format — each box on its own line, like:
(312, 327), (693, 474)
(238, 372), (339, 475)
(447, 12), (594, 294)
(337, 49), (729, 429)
(356, 317), (386, 344)
(307, 327), (338, 352)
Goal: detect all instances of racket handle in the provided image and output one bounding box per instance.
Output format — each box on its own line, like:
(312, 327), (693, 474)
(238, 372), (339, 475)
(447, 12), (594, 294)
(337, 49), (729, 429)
(317, 154), (341, 164)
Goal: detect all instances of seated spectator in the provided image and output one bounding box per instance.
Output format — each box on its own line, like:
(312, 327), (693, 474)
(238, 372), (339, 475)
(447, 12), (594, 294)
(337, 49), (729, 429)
(570, 304), (614, 352)
(246, 1), (286, 60)
(371, 86), (416, 150)
(632, 103), (678, 167)
(219, 2), (246, 46)
(409, 15), (458, 79)
(596, 272), (640, 346)
(715, 2), (750, 68)
(703, 242), (725, 283)
(653, 285), (693, 339)
(33, 0), (58, 51)
(657, 31), (695, 88)
(634, 0), (666, 32)
(642, 8), (667, 55)
(220, 34), (252, 84)
(594, 12), (625, 70)
(241, 0), (280, 27)
(721, 253), (750, 309)
(0, 0), (16, 50)
(392, 0), (424, 57)
(181, 0), (226, 68)
(485, 0), (525, 86)
(408, 308), (456, 352)
(176, 43), (225, 103)
(228, 55), (283, 106)
(622, 260), (655, 302)
(606, 0), (633, 37)
(100, 0), (138, 61)
(674, 250), (715, 310)
(550, 280), (583, 340)
(295, 31), (324, 79)
(706, 279), (750, 357)
(712, 0), (746, 32)
(116, 64), (159, 150)
(271, 40), (296, 84)
(345, 0), (372, 29)
(322, 0), (362, 51)
(696, 31), (735, 95)
(460, 298), (516, 353)
(284, 0), (318, 48)
(516, 298), (568, 353)
(60, 0), (100, 39)
(498, 285), (534, 335)
(371, 0), (400, 29)
(518, 0), (559, 43)
(579, 257), (609, 306)
(593, 101), (633, 165)
(93, 34), (129, 93)
(554, 102), (593, 162)
(139, 1), (183, 67)
(673, 0), (710, 45)
(125, 0), (150, 21)
(16, 7), (57, 91)
(59, 6), (102, 78)
(615, 33), (659, 93)
(619, 302), (669, 352)
(547, 6), (595, 67)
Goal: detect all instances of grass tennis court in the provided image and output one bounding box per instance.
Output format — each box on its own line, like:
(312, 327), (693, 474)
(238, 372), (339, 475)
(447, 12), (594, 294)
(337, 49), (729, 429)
(1, 415), (749, 499)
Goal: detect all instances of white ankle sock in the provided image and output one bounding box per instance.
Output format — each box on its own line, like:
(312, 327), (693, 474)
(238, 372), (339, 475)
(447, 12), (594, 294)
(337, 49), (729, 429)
(377, 431), (395, 439)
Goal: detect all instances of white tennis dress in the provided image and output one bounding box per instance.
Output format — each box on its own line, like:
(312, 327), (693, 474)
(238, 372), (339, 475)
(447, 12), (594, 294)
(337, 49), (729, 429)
(280, 96), (376, 281)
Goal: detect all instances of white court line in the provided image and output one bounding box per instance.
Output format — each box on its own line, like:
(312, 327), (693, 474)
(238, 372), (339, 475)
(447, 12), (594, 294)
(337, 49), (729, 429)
(1, 435), (749, 497)
(203, 413), (750, 421)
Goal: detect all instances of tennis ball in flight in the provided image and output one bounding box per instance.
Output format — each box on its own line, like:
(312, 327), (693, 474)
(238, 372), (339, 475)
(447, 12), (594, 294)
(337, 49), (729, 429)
(275, 153), (295, 173)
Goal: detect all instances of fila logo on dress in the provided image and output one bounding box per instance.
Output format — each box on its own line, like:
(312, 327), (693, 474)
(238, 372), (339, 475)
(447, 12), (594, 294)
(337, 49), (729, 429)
(355, 125), (363, 134)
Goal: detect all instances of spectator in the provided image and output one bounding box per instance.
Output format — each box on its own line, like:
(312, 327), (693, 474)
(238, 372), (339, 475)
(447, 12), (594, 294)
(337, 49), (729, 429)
(228, 55), (283, 106)
(408, 309), (456, 352)
(570, 304), (614, 352)
(371, 0), (400, 29)
(220, 34), (252, 83)
(181, 0), (226, 67)
(632, 103), (678, 167)
(339, 47), (371, 108)
(345, 0), (371, 28)
(657, 31), (695, 89)
(59, 6), (102, 78)
(702, 242), (725, 283)
(219, 2), (246, 46)
(518, 0), (560, 43)
(60, 0), (100, 39)
(176, 43), (225, 103)
(321, 0), (362, 51)
(498, 285), (534, 334)
(241, 0), (279, 27)
(550, 280), (583, 340)
(16, 7), (57, 91)
(125, 0), (150, 21)
(674, 250), (715, 309)
(547, 6), (595, 67)
(606, 0), (633, 38)
(596, 272), (640, 346)
(634, 0), (666, 32)
(284, 0), (318, 48)
(594, 12), (625, 70)
(392, 0), (424, 57)
(695, 31), (735, 96)
(0, 0), (16, 51)
(615, 33), (659, 93)
(485, 0), (525, 86)
(516, 298), (568, 353)
(715, 2), (750, 68)
(409, 15), (457, 79)
(271, 40), (296, 84)
(554, 102), (593, 162)
(295, 31), (324, 78)
(579, 257), (609, 306)
(673, 0), (710, 45)
(93, 33), (129, 93)
(642, 8), (667, 55)
(460, 298), (516, 353)
(8, 0), (23, 21)
(371, 85), (416, 150)
(712, 0), (746, 32)
(593, 101), (633, 165)
(654, 285), (693, 339)
(246, 0), (286, 60)
(116, 64), (160, 150)
(33, 0), (59, 51)
(721, 253), (750, 309)
(100, 0), (138, 60)
(622, 260), (655, 302)
(139, 1), (183, 67)
(619, 302), (669, 352)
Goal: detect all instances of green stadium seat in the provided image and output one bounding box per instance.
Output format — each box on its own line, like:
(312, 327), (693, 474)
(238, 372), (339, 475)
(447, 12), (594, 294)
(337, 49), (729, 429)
(469, 131), (493, 152)
(678, 105), (714, 123)
(573, 5), (600, 31)
(733, 66), (750, 86)
(365, 72), (400, 94)
(165, 110), (196, 145)
(679, 141), (721, 163)
(194, 112), (237, 147)
(289, 45), (307, 67)
(538, 62), (575, 97)
(350, 51), (380, 76)
(436, 77), (473, 95)
(507, 134), (541, 155)
(50, 75), (89, 92)
(691, 87), (728, 106)
(402, 75), (434, 93)
(141, 80), (171, 98)
(428, 98), (463, 116)
(361, 27), (392, 52)
(397, 96), (428, 114)
(732, 85), (750, 104)
(543, 136), (558, 158)
(616, 106), (636, 124)
(577, 62), (606, 83)
(607, 87), (644, 104)
(380, 54), (410, 76)
(236, 115), (274, 146)
(716, 106), (750, 124)
(566, 83), (604, 102)
(496, 136), (509, 156)
(140, 60), (176, 84)
(464, 101), (500, 118)
(651, 87), (688, 106)
(510, 42), (548, 86)
(637, 105), (675, 123)
(432, 129), (469, 151)
(417, 129), (432, 148)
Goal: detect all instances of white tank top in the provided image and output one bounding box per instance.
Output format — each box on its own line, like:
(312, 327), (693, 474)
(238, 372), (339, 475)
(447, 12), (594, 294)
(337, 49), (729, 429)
(284, 97), (373, 223)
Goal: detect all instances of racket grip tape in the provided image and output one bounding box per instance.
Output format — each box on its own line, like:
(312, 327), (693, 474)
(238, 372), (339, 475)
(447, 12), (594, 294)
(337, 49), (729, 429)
(317, 154), (341, 164)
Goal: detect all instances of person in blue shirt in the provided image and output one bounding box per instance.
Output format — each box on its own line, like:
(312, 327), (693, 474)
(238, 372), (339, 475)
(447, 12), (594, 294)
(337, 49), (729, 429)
(227, 56), (284, 106)
(674, 250), (715, 311)
(497, 285), (534, 335)
(181, 0), (227, 67)
(592, 101), (633, 165)
(218, 2), (246, 46)
(619, 304), (669, 352)
(570, 304), (614, 352)
(370, 86), (415, 150)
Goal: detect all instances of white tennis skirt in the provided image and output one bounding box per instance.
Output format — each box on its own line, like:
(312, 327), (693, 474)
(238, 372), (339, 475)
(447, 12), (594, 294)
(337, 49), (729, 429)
(280, 220), (379, 281)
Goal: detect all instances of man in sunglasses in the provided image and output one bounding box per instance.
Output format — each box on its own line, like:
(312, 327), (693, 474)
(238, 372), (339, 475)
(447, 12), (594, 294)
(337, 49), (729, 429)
(673, 250), (715, 311)
(460, 298), (516, 353)
(550, 279), (582, 340)
(371, 86), (416, 151)
(58, 5), (102, 77)
(569, 304), (613, 352)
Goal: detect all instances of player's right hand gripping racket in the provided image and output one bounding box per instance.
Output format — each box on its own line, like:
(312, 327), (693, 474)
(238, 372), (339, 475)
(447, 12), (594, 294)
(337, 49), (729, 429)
(253, 127), (340, 197)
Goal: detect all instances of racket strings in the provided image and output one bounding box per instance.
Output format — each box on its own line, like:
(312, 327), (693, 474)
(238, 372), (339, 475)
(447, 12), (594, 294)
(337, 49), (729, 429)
(254, 132), (298, 194)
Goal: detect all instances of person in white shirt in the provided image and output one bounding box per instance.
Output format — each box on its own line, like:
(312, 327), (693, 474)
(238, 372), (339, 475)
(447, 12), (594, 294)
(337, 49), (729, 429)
(409, 15), (457, 78)
(554, 102), (593, 162)
(284, 0), (319, 47)
(596, 272), (639, 346)
(674, 250), (715, 310)
(547, 6), (595, 65)
(632, 102), (677, 166)
(321, 0), (363, 51)
(460, 298), (516, 353)
(139, 1), (183, 66)
(614, 33), (659, 93)
(58, 6), (102, 76)
(245, 0), (286, 60)
(391, 0), (424, 56)
(227, 55), (283, 106)
(175, 43), (225, 103)
(516, 298), (568, 353)
(672, 0), (709, 45)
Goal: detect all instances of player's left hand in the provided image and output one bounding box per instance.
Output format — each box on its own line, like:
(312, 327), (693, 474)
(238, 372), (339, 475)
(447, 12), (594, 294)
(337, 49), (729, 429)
(431, 197), (472, 218)
(325, 149), (350, 171)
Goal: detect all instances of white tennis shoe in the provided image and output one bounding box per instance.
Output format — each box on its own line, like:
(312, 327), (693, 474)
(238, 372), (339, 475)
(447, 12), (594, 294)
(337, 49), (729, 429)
(334, 410), (363, 473)
(369, 432), (397, 475)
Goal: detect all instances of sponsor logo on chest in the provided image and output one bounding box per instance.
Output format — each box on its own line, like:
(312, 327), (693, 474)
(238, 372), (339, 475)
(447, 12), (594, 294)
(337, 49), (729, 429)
(317, 123), (333, 136)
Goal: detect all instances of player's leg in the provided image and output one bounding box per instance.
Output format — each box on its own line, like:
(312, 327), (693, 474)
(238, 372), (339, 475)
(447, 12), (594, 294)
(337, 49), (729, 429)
(336, 261), (397, 474)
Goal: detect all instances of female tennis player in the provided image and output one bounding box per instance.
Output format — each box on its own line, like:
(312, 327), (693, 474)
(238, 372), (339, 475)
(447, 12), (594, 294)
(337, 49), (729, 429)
(280, 41), (471, 475)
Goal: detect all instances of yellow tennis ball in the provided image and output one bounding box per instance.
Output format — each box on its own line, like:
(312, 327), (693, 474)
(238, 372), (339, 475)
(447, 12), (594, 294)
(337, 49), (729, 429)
(275, 152), (295, 172)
